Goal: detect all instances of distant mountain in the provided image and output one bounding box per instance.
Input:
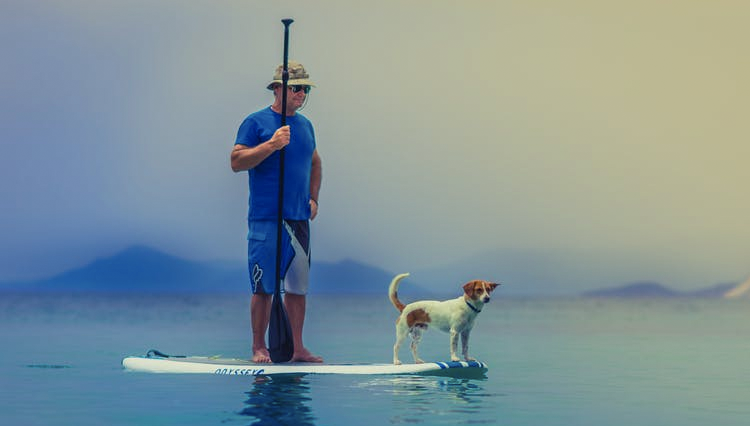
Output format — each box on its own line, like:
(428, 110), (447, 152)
(4, 246), (246, 293)
(409, 247), (748, 298)
(723, 276), (750, 299)
(583, 282), (679, 298)
(582, 281), (742, 299)
(0, 246), (400, 295)
(310, 258), (394, 294)
(310, 259), (435, 296)
(689, 282), (738, 298)
(1, 245), (742, 298)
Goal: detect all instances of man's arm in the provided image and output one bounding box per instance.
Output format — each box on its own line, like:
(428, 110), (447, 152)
(309, 149), (322, 220)
(230, 126), (290, 172)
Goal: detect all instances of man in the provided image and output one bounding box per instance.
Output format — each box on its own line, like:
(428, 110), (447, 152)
(231, 61), (323, 363)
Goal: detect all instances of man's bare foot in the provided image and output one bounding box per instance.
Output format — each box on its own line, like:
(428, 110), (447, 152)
(290, 348), (324, 363)
(252, 347), (272, 363)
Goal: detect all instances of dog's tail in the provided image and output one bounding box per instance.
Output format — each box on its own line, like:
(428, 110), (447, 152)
(388, 273), (410, 312)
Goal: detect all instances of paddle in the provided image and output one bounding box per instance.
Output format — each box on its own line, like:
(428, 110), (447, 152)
(268, 18), (295, 363)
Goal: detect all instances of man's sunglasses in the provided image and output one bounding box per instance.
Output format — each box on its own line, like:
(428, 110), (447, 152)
(288, 85), (311, 94)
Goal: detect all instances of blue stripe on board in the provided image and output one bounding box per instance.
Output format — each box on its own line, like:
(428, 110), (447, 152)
(434, 361), (485, 369)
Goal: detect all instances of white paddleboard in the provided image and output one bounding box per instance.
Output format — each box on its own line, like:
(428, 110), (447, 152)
(122, 350), (487, 378)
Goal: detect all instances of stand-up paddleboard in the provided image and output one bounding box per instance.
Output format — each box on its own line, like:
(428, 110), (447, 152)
(122, 350), (487, 379)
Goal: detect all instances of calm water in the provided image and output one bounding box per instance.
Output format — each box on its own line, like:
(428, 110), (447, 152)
(1, 292), (748, 425)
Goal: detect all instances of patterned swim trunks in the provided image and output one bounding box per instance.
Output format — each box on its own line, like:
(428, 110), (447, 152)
(247, 220), (310, 295)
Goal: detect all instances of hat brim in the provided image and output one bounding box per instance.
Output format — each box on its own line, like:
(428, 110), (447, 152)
(266, 78), (316, 90)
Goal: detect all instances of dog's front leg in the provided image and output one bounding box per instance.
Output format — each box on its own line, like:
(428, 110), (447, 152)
(449, 329), (461, 362)
(460, 330), (476, 361)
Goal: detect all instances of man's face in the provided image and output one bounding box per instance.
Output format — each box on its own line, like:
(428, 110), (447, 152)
(275, 84), (309, 112)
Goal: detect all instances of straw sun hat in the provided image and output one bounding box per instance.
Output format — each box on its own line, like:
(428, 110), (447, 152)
(266, 60), (316, 90)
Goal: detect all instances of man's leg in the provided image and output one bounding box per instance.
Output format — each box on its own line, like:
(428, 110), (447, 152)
(282, 220), (322, 363)
(285, 293), (323, 363)
(250, 293), (272, 363)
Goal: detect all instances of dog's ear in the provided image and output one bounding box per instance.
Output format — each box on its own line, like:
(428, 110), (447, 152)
(487, 282), (500, 292)
(462, 281), (478, 296)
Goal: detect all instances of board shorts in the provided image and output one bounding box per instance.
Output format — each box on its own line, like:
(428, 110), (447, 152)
(247, 219), (310, 295)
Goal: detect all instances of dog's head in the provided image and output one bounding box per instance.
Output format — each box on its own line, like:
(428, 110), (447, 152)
(463, 280), (500, 304)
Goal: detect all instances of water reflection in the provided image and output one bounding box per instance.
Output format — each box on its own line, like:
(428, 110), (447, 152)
(238, 374), (315, 426)
(356, 376), (496, 424)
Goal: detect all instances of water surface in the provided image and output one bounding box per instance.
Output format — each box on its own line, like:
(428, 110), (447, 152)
(1, 293), (747, 425)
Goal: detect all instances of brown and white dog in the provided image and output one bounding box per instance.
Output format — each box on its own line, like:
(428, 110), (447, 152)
(389, 273), (499, 365)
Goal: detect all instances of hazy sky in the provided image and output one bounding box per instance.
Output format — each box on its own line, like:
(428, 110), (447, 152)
(2, 1), (748, 293)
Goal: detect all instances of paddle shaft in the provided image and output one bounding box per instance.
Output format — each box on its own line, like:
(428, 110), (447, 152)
(274, 18), (293, 299)
(269, 18), (295, 363)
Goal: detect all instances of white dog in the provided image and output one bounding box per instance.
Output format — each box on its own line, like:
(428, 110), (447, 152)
(389, 273), (499, 365)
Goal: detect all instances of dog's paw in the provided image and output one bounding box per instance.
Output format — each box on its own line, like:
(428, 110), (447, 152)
(415, 358), (425, 364)
(465, 356), (477, 362)
(393, 360), (402, 365)
(451, 356), (461, 362)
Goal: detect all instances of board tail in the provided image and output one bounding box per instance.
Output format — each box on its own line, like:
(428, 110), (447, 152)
(388, 273), (410, 312)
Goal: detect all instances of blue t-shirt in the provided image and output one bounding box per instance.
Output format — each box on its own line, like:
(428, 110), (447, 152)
(235, 106), (316, 221)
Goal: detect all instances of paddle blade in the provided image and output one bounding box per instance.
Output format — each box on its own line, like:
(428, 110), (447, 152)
(268, 295), (294, 363)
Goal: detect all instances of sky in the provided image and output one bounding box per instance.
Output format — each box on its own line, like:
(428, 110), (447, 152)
(1, 0), (748, 294)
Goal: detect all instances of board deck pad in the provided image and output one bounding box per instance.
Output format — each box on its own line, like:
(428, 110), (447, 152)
(122, 351), (488, 379)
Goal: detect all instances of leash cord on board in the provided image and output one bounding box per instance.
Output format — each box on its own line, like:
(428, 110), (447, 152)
(146, 349), (186, 359)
